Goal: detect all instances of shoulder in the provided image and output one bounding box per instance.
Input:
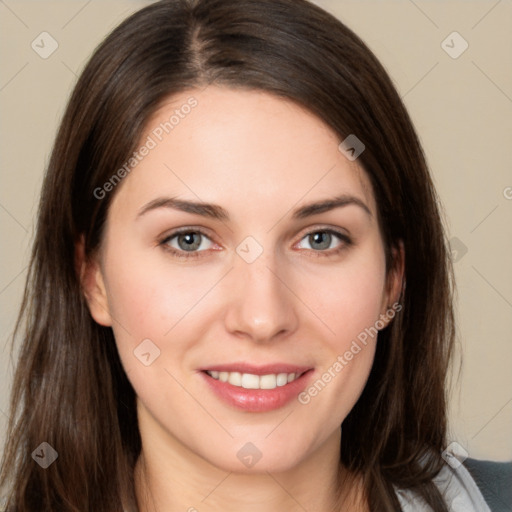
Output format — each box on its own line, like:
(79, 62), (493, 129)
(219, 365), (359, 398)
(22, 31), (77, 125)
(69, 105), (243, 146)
(395, 456), (508, 511)
(463, 457), (512, 512)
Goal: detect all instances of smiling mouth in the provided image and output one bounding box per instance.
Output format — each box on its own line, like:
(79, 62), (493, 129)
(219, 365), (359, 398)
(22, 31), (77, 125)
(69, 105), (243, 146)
(200, 366), (315, 412)
(203, 370), (308, 390)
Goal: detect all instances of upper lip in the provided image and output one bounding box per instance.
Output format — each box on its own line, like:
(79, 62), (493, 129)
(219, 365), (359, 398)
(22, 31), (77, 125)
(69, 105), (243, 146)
(200, 363), (313, 376)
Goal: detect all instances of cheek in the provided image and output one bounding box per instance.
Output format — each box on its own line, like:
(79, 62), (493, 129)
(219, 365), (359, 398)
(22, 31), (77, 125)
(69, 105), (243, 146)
(103, 244), (217, 337)
(99, 242), (200, 378)
(299, 242), (387, 349)
(293, 240), (386, 416)
(102, 257), (209, 408)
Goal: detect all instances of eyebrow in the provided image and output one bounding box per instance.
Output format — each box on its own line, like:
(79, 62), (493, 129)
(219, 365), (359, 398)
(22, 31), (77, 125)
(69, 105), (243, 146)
(137, 194), (372, 221)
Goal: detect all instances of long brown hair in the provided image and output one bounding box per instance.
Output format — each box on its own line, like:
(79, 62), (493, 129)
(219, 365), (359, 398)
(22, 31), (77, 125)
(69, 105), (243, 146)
(0, 0), (456, 510)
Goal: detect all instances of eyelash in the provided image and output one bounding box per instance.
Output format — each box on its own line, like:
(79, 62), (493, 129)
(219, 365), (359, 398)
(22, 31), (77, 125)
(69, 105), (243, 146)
(158, 227), (353, 260)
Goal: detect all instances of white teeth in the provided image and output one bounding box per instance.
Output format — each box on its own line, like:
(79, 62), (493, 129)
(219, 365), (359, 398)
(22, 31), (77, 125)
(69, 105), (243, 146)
(206, 370), (301, 389)
(241, 373), (260, 389)
(228, 372), (242, 386)
(276, 373), (288, 386)
(259, 374), (277, 389)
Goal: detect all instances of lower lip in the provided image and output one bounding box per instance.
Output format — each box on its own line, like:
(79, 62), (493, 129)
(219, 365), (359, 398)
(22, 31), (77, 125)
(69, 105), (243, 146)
(200, 370), (314, 412)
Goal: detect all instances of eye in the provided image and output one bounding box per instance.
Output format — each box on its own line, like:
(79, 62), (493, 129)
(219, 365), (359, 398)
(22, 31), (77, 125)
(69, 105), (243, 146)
(296, 228), (352, 256)
(159, 229), (215, 258)
(159, 227), (351, 260)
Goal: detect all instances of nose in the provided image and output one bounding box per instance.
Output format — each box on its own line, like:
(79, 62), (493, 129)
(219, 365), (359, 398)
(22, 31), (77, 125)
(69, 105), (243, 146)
(223, 250), (299, 343)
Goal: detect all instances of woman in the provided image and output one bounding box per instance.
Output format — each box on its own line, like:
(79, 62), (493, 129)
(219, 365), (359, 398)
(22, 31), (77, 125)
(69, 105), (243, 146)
(0, 0), (492, 510)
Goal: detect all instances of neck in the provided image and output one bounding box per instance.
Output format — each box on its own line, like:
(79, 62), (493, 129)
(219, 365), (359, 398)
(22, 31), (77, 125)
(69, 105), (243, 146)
(133, 416), (365, 511)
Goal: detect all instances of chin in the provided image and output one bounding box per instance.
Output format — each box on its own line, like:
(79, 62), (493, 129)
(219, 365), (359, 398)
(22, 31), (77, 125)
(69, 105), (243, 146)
(199, 438), (309, 475)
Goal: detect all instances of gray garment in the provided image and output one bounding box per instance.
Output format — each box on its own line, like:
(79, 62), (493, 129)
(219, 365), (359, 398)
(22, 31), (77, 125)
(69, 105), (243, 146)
(464, 458), (512, 512)
(395, 460), (492, 511)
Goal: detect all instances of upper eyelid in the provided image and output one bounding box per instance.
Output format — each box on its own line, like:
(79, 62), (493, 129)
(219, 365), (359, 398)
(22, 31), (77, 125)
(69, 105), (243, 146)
(296, 224), (350, 238)
(160, 225), (214, 241)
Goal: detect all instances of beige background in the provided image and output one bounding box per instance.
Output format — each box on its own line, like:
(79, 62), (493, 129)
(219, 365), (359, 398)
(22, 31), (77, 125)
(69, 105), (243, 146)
(1, 0), (511, 462)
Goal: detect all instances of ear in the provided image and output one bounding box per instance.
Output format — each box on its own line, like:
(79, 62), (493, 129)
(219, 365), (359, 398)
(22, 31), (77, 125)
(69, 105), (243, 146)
(379, 240), (405, 325)
(75, 235), (113, 327)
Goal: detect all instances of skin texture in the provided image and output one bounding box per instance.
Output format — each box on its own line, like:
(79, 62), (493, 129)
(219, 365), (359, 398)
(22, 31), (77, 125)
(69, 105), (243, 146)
(81, 86), (403, 511)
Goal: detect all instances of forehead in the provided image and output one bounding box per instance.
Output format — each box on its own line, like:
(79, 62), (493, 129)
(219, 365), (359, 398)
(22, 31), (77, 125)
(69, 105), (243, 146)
(109, 86), (376, 221)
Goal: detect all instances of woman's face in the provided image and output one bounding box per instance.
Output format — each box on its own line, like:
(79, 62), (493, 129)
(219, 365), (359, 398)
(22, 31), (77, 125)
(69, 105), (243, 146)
(84, 86), (401, 474)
